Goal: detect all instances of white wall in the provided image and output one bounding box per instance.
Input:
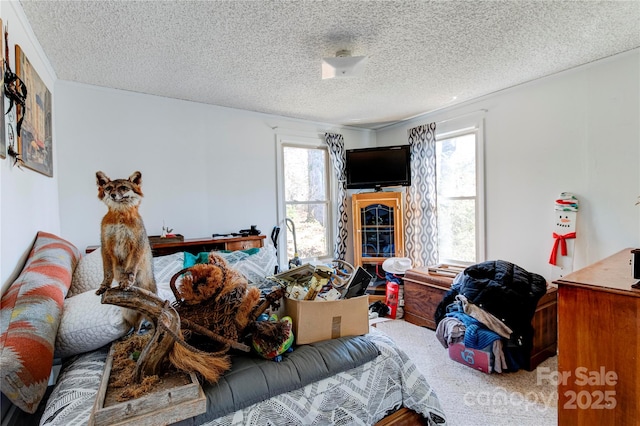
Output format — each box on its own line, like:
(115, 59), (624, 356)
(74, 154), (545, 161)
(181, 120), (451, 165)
(377, 50), (640, 280)
(1, 2), (60, 292)
(54, 82), (374, 255)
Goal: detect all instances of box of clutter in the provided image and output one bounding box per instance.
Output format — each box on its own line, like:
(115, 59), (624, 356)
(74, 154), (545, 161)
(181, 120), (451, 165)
(272, 262), (372, 344)
(284, 295), (369, 344)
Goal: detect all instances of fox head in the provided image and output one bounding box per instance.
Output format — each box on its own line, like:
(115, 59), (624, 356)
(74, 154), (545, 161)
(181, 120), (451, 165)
(96, 171), (144, 209)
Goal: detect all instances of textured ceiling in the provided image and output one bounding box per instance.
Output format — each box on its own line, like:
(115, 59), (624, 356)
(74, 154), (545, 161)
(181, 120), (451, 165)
(18, 0), (640, 129)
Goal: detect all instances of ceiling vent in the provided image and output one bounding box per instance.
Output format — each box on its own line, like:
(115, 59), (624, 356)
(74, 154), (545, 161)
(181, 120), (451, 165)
(321, 50), (367, 79)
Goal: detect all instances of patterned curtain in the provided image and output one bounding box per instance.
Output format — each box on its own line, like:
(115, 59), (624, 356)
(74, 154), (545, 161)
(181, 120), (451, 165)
(405, 123), (438, 267)
(324, 133), (348, 260)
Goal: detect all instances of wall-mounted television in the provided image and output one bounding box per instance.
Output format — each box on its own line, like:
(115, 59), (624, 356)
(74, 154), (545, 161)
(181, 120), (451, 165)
(346, 145), (411, 190)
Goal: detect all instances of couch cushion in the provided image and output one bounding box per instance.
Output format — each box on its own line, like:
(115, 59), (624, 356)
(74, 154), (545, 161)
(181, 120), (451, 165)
(0, 232), (80, 413)
(179, 335), (380, 423)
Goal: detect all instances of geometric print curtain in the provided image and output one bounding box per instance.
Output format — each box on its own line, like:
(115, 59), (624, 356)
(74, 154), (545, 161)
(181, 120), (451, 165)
(324, 132), (348, 260)
(404, 122), (438, 267)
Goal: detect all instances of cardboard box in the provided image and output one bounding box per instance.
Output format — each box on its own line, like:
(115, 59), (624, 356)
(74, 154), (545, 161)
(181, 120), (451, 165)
(284, 295), (369, 344)
(448, 343), (493, 374)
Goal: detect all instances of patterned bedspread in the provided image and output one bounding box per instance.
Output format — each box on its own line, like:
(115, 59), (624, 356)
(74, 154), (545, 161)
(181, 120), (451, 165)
(40, 329), (447, 426)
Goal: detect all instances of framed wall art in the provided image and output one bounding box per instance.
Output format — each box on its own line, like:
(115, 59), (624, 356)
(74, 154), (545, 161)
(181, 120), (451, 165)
(1, 18), (6, 160)
(15, 44), (53, 176)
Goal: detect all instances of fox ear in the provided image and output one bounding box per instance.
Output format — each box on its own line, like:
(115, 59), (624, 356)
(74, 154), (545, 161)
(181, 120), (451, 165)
(129, 171), (142, 186)
(96, 171), (110, 187)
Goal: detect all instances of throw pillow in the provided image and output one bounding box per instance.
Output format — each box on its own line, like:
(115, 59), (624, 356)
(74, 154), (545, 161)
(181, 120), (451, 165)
(0, 231), (80, 413)
(54, 290), (130, 359)
(67, 248), (102, 297)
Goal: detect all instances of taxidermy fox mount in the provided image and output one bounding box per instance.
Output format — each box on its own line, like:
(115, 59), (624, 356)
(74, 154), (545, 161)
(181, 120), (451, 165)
(95, 171), (157, 328)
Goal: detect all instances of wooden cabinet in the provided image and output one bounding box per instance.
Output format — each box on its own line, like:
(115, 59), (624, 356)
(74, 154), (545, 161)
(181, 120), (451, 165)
(554, 249), (639, 425)
(87, 235), (265, 256)
(352, 192), (404, 269)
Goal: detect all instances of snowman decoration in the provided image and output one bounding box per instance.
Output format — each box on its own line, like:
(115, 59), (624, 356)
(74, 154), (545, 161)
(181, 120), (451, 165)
(549, 192), (578, 277)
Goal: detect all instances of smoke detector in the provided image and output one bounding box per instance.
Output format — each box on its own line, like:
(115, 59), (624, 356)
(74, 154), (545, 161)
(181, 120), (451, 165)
(321, 50), (367, 79)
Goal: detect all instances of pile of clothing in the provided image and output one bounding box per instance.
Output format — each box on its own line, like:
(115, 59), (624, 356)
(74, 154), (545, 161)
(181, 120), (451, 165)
(435, 260), (547, 372)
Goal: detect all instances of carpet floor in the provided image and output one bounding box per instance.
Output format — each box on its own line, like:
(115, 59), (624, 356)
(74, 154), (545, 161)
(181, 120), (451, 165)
(374, 319), (557, 426)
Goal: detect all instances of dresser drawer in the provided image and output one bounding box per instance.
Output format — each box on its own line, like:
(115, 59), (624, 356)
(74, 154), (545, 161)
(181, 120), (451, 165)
(225, 239), (263, 251)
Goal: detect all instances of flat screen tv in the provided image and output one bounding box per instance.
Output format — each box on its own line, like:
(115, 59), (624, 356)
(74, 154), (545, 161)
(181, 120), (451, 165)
(346, 145), (411, 189)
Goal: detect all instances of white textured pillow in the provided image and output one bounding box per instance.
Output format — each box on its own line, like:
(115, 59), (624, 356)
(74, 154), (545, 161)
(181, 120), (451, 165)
(54, 290), (130, 359)
(68, 249), (103, 297)
(154, 252), (183, 304)
(227, 245), (278, 289)
(153, 252), (184, 283)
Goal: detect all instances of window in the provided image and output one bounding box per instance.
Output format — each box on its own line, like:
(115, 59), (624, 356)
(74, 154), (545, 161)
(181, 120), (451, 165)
(435, 120), (485, 264)
(276, 134), (333, 267)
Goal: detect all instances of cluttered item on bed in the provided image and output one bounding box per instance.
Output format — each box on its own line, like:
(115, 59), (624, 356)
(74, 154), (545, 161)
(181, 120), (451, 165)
(94, 251), (287, 391)
(251, 314), (295, 362)
(343, 266), (374, 299)
(268, 260), (356, 301)
(265, 261), (370, 344)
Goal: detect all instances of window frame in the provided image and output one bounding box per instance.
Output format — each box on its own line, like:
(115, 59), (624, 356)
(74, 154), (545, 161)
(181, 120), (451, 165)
(275, 133), (335, 269)
(435, 116), (486, 265)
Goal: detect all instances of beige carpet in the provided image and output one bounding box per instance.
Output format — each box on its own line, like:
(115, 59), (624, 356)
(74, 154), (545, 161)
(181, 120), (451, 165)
(375, 319), (557, 426)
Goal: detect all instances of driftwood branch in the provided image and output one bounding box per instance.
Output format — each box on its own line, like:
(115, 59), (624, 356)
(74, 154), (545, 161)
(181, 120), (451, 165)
(102, 286), (167, 327)
(102, 287), (181, 381)
(135, 302), (181, 381)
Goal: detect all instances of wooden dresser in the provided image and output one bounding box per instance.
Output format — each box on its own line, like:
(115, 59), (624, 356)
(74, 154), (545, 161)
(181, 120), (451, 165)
(554, 248), (639, 425)
(404, 266), (558, 371)
(86, 235), (265, 256)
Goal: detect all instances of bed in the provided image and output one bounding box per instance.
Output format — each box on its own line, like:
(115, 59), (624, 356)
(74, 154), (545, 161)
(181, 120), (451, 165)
(0, 232), (447, 425)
